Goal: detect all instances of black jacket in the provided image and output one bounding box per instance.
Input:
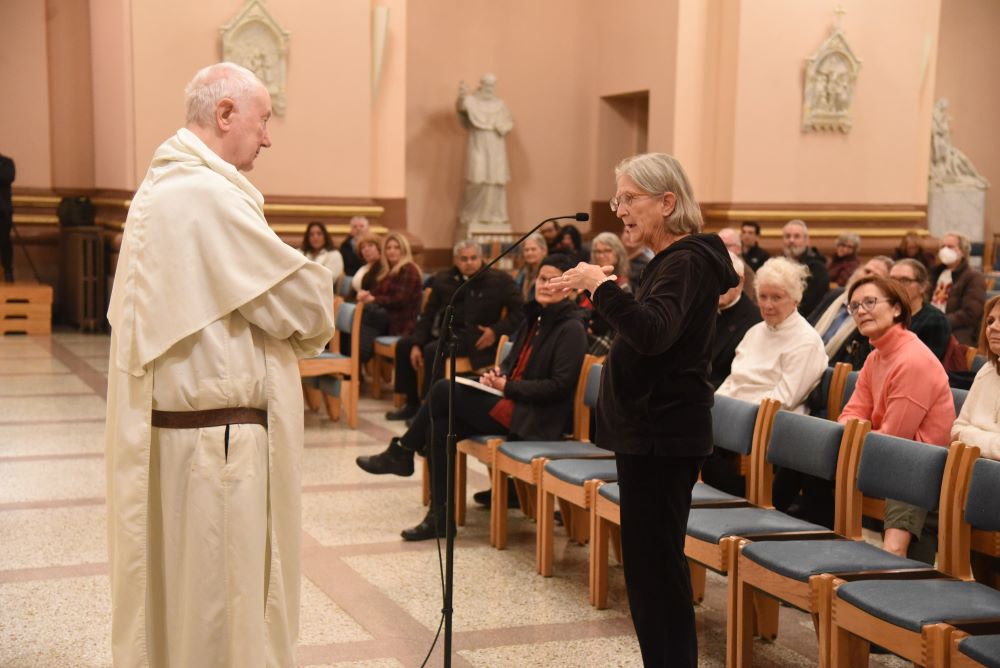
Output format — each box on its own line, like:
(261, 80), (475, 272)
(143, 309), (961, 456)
(0, 154), (13, 213)
(593, 234), (740, 457)
(413, 266), (524, 368)
(710, 295), (761, 388)
(796, 247), (830, 316)
(741, 244), (768, 272)
(930, 260), (987, 345)
(501, 299), (588, 441)
(340, 239), (364, 276)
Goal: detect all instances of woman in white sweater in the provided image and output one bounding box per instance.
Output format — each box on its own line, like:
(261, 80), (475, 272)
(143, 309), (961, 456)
(716, 256), (827, 413)
(953, 294), (1000, 459)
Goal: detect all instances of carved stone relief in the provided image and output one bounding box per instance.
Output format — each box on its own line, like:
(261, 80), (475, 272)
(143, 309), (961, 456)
(220, 0), (290, 116)
(802, 19), (861, 133)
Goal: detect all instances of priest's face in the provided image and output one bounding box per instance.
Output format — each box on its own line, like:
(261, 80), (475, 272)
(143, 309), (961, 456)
(226, 84), (272, 171)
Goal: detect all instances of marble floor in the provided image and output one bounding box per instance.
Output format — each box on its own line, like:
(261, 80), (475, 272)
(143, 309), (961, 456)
(0, 332), (908, 667)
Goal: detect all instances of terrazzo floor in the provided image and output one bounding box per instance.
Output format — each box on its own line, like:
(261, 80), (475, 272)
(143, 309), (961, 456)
(0, 332), (908, 667)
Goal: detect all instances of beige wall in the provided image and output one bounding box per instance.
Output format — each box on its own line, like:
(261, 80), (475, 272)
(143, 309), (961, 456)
(90, 0), (136, 191)
(371, 0), (407, 199)
(724, 0), (941, 205)
(936, 0), (1000, 244)
(0, 0), (53, 188)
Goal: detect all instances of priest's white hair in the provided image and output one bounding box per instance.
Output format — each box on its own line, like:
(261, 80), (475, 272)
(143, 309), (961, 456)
(185, 62), (263, 126)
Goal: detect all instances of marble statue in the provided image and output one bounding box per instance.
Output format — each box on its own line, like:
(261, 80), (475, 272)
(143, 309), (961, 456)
(930, 99), (990, 190)
(456, 74), (513, 237)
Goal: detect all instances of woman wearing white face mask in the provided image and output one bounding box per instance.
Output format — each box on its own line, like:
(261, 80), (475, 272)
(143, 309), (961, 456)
(930, 231), (987, 345)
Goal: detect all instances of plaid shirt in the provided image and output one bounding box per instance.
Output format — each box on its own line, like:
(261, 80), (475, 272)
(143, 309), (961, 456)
(371, 262), (423, 335)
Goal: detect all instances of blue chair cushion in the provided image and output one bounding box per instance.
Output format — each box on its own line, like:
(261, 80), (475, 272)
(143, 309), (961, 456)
(691, 482), (742, 504)
(497, 440), (614, 464)
(959, 634), (1000, 668)
(375, 335), (401, 347)
(687, 508), (827, 544)
(741, 539), (925, 583)
(836, 580), (1000, 633)
(598, 482), (620, 505)
(545, 459), (618, 486)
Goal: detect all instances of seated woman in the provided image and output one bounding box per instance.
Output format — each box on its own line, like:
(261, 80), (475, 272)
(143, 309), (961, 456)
(300, 221), (344, 282)
(952, 294), (1000, 459)
(827, 232), (861, 287)
(708, 257), (827, 498)
(355, 232), (423, 363)
(839, 275), (956, 563)
(349, 234), (382, 295)
(514, 232), (547, 302)
(889, 258), (950, 361)
(585, 231), (631, 355)
(716, 256), (827, 412)
(893, 230), (934, 268)
(355, 254), (588, 541)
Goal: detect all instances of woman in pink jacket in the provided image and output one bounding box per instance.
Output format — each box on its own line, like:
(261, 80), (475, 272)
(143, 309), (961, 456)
(838, 275), (956, 564)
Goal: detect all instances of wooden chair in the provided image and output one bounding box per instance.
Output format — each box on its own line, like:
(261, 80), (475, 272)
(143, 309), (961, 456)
(827, 444), (1000, 668)
(371, 286), (432, 400)
(534, 361), (609, 576)
(825, 363), (854, 421)
(298, 298), (364, 429)
(587, 397), (780, 611)
(454, 335), (512, 525)
(949, 629), (1000, 668)
(733, 429), (980, 667)
(685, 412), (861, 667)
(491, 355), (611, 550)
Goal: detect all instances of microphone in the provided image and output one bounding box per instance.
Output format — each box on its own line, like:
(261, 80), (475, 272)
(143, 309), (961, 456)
(450, 212), (589, 305)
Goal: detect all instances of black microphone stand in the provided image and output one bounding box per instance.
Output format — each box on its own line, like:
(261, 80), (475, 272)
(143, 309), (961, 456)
(437, 213), (587, 666)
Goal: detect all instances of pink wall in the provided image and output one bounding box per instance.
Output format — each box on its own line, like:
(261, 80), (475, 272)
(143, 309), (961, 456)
(935, 0), (1000, 242)
(727, 0), (941, 205)
(89, 0), (136, 191)
(0, 0), (53, 188)
(128, 0), (373, 196)
(371, 0), (407, 199)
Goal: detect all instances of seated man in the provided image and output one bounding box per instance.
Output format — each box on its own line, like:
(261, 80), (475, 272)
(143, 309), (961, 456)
(709, 253), (760, 389)
(740, 220), (769, 272)
(357, 255), (588, 540)
(782, 219), (829, 316)
(386, 239), (523, 420)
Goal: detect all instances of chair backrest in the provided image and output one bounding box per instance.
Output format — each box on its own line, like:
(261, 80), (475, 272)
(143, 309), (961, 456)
(495, 334), (512, 366)
(951, 454), (1000, 578)
(841, 370), (860, 408)
(856, 433), (949, 511)
(573, 354), (604, 442)
(971, 354), (988, 374)
(331, 298), (365, 368)
(952, 387), (969, 414)
(335, 300), (357, 334)
(964, 457), (1000, 533)
(826, 362), (852, 420)
(712, 395), (760, 457)
(336, 274), (353, 297)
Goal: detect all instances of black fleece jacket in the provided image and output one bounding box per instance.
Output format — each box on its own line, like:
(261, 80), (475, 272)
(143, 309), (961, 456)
(500, 299), (588, 441)
(592, 233), (739, 457)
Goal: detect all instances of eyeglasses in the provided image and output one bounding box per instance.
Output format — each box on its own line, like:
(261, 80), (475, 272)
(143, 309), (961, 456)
(609, 192), (657, 212)
(893, 277), (918, 285)
(847, 297), (891, 315)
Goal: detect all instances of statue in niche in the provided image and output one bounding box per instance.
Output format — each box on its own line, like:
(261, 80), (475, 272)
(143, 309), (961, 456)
(456, 74), (514, 235)
(802, 10), (861, 133)
(930, 99), (990, 190)
(220, 0), (290, 116)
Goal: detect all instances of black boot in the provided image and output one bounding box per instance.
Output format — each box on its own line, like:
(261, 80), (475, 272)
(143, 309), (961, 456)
(2, 268), (11, 283)
(385, 403), (419, 421)
(401, 507), (454, 541)
(472, 479), (520, 509)
(356, 438), (414, 476)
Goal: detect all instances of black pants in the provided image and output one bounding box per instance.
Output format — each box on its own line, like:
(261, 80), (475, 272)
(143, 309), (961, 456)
(772, 468), (835, 530)
(616, 452), (704, 668)
(399, 378), (508, 509)
(341, 304), (390, 363)
(0, 206), (11, 274)
(394, 334), (478, 406)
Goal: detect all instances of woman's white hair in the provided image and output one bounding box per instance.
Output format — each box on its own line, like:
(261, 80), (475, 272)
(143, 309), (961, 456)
(590, 231), (630, 278)
(614, 153), (703, 236)
(755, 256), (809, 304)
(184, 62), (263, 126)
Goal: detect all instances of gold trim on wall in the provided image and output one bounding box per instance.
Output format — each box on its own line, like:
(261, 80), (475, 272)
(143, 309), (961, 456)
(703, 209), (925, 223)
(264, 203), (384, 217)
(12, 195), (61, 208)
(12, 214), (60, 225)
(760, 227), (930, 238)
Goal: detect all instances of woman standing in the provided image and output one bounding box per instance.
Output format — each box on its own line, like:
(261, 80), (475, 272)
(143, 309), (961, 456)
(552, 153), (738, 667)
(300, 221), (344, 282)
(356, 232), (423, 362)
(838, 275), (955, 563)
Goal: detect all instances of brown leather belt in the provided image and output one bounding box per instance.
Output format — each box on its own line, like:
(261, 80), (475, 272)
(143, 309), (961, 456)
(151, 408), (268, 429)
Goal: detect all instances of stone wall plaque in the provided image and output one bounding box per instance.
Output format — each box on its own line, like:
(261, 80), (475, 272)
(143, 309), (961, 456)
(802, 14), (861, 133)
(220, 0), (290, 116)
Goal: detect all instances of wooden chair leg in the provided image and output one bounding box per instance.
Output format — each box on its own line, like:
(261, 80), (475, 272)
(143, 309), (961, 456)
(725, 538), (741, 668)
(830, 619), (869, 668)
(346, 379), (359, 430)
(303, 383), (321, 412)
(734, 546), (755, 668)
(813, 575), (835, 668)
(572, 505), (590, 544)
(610, 525), (622, 564)
(537, 485), (555, 576)
(322, 392), (341, 422)
(590, 514), (610, 608)
(421, 456), (430, 506)
(371, 355), (383, 399)
(513, 479), (533, 520)
(689, 560), (707, 604)
(752, 592), (779, 641)
(492, 469), (509, 549)
(455, 450), (467, 526)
